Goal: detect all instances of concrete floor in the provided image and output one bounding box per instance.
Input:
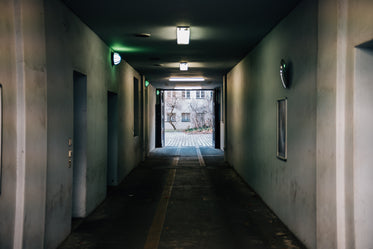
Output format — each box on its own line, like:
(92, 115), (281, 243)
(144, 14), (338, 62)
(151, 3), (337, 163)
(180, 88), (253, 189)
(58, 147), (306, 249)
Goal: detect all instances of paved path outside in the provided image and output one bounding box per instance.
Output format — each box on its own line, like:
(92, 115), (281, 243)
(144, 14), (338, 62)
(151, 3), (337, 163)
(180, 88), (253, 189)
(165, 131), (212, 147)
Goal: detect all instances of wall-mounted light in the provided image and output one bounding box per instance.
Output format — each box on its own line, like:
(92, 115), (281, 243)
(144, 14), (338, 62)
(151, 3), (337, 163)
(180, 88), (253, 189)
(156, 90), (160, 95)
(169, 77), (204, 82)
(112, 52), (121, 66)
(177, 26), (190, 45)
(179, 62), (188, 71)
(145, 80), (150, 87)
(279, 59), (290, 88)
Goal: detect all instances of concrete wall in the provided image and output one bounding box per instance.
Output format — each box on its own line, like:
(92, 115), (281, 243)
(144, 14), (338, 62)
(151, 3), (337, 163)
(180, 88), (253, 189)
(145, 85), (156, 155)
(0, 0), (48, 248)
(116, 62), (142, 182)
(43, 0), (143, 248)
(0, 1), (18, 248)
(226, 0), (317, 248)
(226, 0), (373, 248)
(0, 0), (146, 247)
(317, 0), (373, 248)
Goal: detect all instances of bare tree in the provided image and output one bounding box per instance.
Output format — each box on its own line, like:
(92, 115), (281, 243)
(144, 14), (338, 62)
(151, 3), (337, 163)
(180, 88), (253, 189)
(189, 95), (212, 129)
(165, 91), (180, 130)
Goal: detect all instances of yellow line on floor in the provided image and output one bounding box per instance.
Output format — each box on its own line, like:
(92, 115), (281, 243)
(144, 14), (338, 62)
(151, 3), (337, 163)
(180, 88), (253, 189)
(143, 159), (177, 249)
(196, 146), (206, 166)
(173, 147), (181, 166)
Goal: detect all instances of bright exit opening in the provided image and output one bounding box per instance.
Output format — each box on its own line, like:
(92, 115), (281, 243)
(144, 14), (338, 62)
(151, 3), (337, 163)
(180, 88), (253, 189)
(164, 89), (214, 147)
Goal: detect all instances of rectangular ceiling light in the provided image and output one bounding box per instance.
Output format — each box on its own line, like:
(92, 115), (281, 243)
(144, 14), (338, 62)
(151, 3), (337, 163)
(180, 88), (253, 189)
(179, 62), (188, 71)
(177, 26), (190, 45)
(174, 86), (202, 89)
(169, 77), (204, 82)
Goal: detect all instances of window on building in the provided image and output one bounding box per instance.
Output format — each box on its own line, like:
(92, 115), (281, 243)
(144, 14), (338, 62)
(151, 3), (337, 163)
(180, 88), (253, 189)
(196, 90), (205, 99)
(181, 113), (190, 122)
(182, 90), (191, 99)
(167, 113), (176, 122)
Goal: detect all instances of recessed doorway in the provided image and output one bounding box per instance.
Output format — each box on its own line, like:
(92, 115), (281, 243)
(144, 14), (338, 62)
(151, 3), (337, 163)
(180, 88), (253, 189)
(353, 42), (373, 249)
(72, 71), (87, 218)
(107, 91), (118, 186)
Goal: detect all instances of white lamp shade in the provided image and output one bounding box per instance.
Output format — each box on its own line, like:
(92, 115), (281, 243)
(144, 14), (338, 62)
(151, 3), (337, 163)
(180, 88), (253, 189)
(112, 52), (121, 65)
(177, 27), (190, 45)
(180, 62), (188, 71)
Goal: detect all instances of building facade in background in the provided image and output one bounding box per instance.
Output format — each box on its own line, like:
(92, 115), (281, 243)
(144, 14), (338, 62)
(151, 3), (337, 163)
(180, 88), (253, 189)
(164, 90), (214, 131)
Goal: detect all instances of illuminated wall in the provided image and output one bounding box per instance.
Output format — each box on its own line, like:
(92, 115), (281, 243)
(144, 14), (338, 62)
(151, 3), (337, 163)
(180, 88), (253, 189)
(226, 0), (317, 247)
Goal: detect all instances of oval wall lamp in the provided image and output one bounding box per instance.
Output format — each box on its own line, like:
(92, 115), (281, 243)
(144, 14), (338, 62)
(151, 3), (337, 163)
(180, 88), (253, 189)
(112, 52), (122, 66)
(145, 80), (150, 87)
(280, 59), (289, 88)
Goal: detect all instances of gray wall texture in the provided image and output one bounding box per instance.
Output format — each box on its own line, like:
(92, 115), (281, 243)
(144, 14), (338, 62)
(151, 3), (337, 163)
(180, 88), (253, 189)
(0, 1), (20, 248)
(0, 0), (147, 248)
(226, 1), (317, 247)
(44, 1), (144, 248)
(226, 0), (373, 248)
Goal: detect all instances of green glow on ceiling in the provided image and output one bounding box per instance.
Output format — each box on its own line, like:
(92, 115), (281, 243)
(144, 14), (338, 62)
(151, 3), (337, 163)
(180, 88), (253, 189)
(111, 44), (147, 53)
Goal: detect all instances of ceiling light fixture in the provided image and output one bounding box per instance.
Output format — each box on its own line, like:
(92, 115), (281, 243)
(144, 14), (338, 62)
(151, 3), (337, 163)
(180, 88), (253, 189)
(112, 52), (121, 66)
(179, 62), (188, 71)
(174, 86), (202, 90)
(177, 26), (190, 45)
(169, 77), (204, 82)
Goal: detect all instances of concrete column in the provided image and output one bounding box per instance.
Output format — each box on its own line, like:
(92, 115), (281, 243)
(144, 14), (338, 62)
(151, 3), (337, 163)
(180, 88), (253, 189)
(316, 0), (350, 248)
(222, 75), (227, 153)
(13, 0), (48, 248)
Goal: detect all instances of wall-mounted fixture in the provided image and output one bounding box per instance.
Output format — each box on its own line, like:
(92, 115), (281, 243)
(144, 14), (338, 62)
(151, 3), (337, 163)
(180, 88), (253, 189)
(180, 62), (188, 71)
(145, 80), (150, 87)
(276, 97), (287, 160)
(280, 59), (289, 88)
(177, 26), (190, 45)
(169, 77), (204, 82)
(68, 138), (73, 168)
(112, 52), (122, 66)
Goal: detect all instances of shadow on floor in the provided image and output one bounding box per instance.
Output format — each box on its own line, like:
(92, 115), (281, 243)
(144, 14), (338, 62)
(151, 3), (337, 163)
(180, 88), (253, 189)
(58, 147), (306, 249)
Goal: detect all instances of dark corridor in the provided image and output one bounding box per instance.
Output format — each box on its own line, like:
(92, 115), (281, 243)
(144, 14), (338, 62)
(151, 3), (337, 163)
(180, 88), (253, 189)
(58, 147), (305, 249)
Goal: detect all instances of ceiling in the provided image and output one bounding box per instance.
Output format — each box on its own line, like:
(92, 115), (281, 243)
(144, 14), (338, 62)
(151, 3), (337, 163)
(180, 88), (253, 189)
(62, 0), (299, 89)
